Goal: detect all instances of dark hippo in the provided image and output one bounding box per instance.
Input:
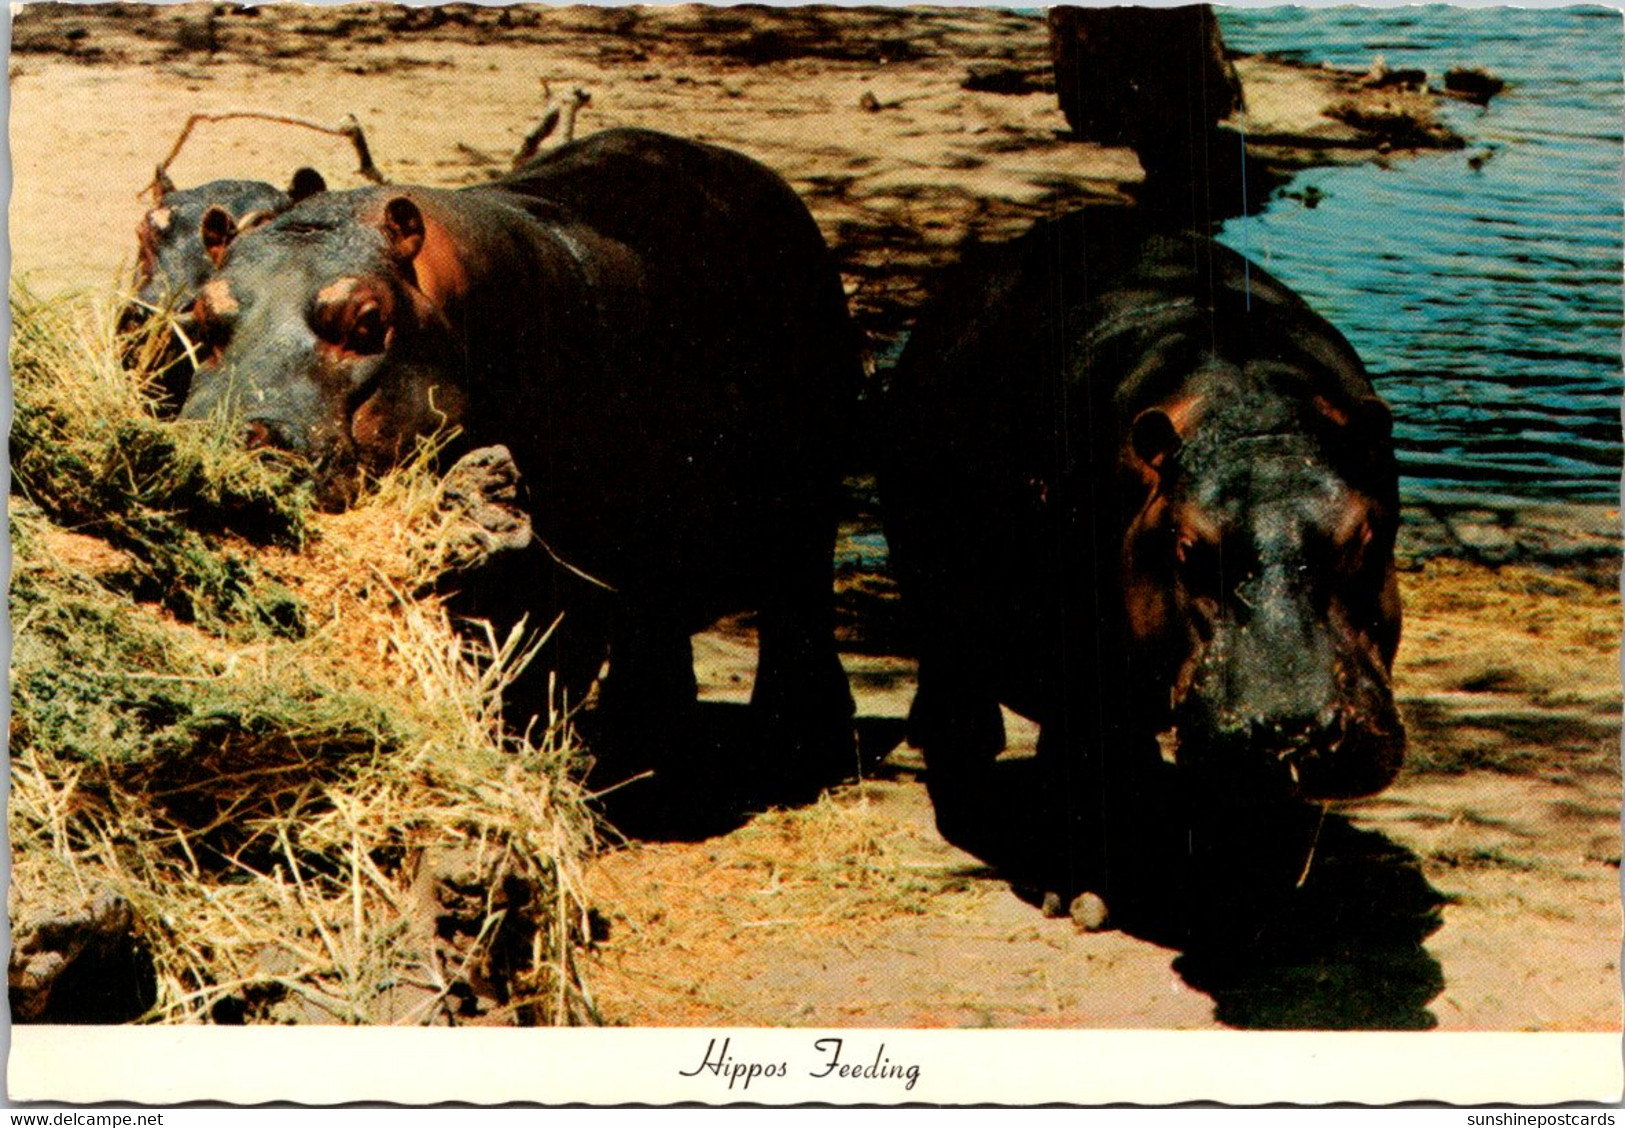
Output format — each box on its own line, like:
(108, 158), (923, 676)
(122, 168), (327, 406)
(883, 209), (1403, 917)
(179, 128), (858, 796)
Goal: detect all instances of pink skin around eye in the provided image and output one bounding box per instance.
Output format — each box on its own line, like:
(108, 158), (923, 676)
(311, 286), (393, 358)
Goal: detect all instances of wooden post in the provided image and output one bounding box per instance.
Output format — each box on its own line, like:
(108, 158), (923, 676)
(1047, 5), (1242, 151)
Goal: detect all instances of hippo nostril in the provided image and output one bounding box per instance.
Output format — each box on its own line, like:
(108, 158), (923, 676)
(242, 419), (292, 452)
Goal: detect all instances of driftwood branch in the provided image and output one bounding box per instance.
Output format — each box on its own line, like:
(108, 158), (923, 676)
(144, 110), (386, 201)
(336, 113), (382, 184)
(512, 83), (592, 169)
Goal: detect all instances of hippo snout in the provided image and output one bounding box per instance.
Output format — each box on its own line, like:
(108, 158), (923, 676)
(1247, 702), (1403, 800)
(1167, 688), (1404, 802)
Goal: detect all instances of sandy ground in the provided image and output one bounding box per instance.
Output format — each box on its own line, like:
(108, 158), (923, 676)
(584, 560), (1621, 1031)
(9, 4), (1620, 1031)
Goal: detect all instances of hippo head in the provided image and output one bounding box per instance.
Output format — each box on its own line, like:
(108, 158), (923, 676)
(177, 188), (471, 509)
(1119, 370), (1405, 802)
(124, 169), (327, 403)
(128, 168), (327, 323)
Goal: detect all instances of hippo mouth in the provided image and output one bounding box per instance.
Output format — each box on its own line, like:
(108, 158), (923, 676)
(309, 445), (369, 513)
(1155, 712), (1405, 803)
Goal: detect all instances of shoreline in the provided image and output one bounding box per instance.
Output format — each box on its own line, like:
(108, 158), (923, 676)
(835, 483), (1622, 585)
(1398, 500), (1620, 580)
(8, 4), (1616, 572)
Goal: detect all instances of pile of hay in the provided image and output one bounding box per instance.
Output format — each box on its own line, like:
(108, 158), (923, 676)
(9, 290), (602, 1025)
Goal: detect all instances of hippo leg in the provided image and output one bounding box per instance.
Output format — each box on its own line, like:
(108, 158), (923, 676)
(500, 616), (608, 738)
(1032, 718), (1111, 904)
(1038, 715), (1199, 937)
(750, 525), (857, 796)
(595, 612), (699, 760)
(538, 597), (612, 720)
(910, 658), (1015, 867)
(450, 546), (610, 734)
(577, 611), (708, 834)
(575, 614), (695, 799)
(913, 664), (1124, 906)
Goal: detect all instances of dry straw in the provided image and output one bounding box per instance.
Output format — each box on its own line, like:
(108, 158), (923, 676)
(10, 289), (602, 1025)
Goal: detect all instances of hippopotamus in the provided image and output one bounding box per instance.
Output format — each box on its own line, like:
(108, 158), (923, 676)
(177, 128), (858, 792)
(883, 208), (1404, 918)
(122, 168), (327, 407)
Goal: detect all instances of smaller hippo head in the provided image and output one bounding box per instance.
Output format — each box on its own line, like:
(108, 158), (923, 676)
(129, 168), (327, 321)
(177, 188), (473, 509)
(124, 168), (327, 404)
(1120, 371), (1404, 802)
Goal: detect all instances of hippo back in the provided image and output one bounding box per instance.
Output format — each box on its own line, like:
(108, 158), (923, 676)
(485, 129), (862, 609)
(884, 208), (1153, 720)
(176, 130), (860, 626)
(494, 128), (860, 426)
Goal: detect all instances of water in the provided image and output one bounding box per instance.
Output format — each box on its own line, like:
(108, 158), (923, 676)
(1215, 6), (1623, 507)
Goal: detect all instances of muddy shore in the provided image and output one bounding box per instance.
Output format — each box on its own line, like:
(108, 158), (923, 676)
(8, 3), (1620, 1033)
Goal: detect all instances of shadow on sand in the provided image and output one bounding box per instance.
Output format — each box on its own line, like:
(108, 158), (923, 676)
(928, 756), (1448, 1031)
(591, 712), (1445, 1030)
(1168, 814), (1447, 1030)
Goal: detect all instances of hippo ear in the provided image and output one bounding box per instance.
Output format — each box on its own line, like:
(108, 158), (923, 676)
(154, 165), (177, 201)
(200, 206), (239, 269)
(1130, 408), (1184, 470)
(1313, 393), (1392, 438)
(383, 196), (425, 262)
(1353, 396), (1393, 440)
(288, 167), (327, 203)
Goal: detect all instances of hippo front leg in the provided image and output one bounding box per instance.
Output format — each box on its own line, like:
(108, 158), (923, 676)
(751, 565), (857, 799)
(590, 611), (699, 782)
(1030, 717), (1116, 916)
(1037, 715), (1201, 938)
(914, 671), (1120, 914)
(908, 657), (1025, 870)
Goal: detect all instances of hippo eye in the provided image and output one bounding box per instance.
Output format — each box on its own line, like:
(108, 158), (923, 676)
(1341, 522), (1375, 574)
(314, 296), (390, 357)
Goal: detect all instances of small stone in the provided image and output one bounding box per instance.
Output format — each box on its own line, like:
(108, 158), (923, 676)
(1445, 66), (1505, 105)
(1069, 891), (1110, 932)
(1040, 891), (1067, 918)
(858, 91), (881, 113)
(1449, 516), (1518, 562)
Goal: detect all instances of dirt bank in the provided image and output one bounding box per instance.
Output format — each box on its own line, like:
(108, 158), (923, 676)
(9, 4), (1618, 1032)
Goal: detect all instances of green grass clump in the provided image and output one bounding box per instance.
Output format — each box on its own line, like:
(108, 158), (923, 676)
(12, 509), (390, 781)
(10, 290), (312, 635)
